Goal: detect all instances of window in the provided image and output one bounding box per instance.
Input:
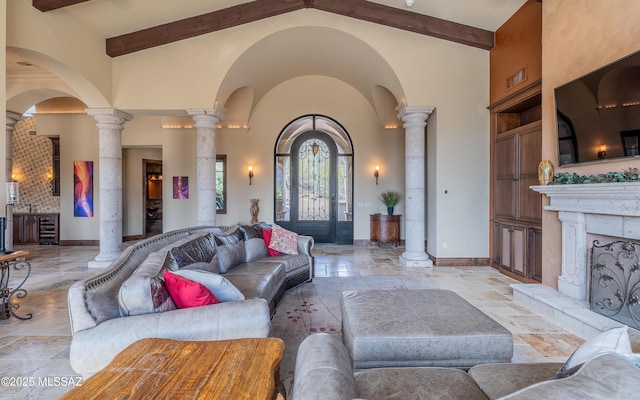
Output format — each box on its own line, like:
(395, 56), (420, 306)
(216, 155), (227, 214)
(51, 137), (60, 196)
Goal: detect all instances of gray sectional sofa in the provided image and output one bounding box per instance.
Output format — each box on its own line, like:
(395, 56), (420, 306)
(292, 332), (640, 400)
(67, 223), (313, 376)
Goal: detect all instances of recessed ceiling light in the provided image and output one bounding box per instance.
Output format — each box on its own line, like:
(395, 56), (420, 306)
(405, 0), (414, 7)
(16, 61), (35, 67)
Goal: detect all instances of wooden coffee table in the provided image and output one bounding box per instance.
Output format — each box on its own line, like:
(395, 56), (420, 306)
(62, 337), (285, 400)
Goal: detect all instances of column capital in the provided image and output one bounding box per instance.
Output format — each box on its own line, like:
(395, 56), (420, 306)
(396, 104), (435, 128)
(6, 111), (24, 132)
(187, 105), (225, 129)
(86, 108), (133, 130)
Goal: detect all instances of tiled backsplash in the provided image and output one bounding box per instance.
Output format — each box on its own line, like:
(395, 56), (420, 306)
(11, 117), (61, 213)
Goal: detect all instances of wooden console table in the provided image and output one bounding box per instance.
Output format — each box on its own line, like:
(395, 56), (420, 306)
(370, 214), (401, 247)
(61, 337), (286, 400)
(0, 251), (32, 320)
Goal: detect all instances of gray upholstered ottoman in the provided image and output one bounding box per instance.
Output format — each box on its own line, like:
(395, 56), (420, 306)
(340, 289), (513, 369)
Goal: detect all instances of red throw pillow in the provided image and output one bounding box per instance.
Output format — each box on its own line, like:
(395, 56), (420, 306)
(163, 270), (219, 309)
(262, 229), (282, 257)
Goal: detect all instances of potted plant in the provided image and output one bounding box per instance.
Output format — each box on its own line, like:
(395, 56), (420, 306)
(379, 190), (402, 215)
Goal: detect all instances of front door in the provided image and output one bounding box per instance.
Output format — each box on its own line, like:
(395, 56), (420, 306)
(291, 131), (336, 243)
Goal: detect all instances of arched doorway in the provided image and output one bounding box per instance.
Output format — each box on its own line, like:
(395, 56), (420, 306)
(274, 115), (353, 244)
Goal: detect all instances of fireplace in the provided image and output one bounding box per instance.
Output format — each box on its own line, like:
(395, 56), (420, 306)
(531, 182), (640, 305)
(590, 240), (640, 329)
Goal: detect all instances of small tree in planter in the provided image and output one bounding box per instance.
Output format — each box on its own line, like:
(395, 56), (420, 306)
(379, 190), (402, 215)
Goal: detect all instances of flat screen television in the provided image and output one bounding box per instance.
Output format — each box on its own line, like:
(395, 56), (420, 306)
(555, 50), (640, 166)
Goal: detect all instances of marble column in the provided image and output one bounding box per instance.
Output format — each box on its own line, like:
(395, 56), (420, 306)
(397, 104), (434, 267)
(187, 107), (224, 226)
(86, 109), (132, 268)
(4, 112), (23, 252)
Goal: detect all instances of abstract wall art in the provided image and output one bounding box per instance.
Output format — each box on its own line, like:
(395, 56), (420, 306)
(73, 161), (93, 217)
(173, 176), (189, 199)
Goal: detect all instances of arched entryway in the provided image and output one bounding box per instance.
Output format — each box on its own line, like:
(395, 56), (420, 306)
(274, 115), (353, 244)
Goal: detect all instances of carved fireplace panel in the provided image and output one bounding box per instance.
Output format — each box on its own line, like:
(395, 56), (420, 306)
(590, 240), (640, 330)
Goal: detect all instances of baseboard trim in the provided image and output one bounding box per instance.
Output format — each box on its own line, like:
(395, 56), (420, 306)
(59, 240), (100, 246)
(123, 234), (145, 242)
(429, 257), (491, 267)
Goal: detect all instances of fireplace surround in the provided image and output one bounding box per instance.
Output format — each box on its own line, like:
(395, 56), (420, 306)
(531, 182), (640, 303)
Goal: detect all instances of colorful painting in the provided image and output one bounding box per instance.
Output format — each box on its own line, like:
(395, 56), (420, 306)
(173, 176), (189, 199)
(74, 161), (94, 217)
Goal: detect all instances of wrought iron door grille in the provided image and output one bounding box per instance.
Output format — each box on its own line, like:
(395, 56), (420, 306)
(298, 139), (330, 221)
(590, 240), (640, 329)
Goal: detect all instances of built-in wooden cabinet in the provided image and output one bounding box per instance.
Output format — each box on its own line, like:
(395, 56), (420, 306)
(370, 214), (400, 247)
(490, 83), (542, 282)
(13, 213), (59, 245)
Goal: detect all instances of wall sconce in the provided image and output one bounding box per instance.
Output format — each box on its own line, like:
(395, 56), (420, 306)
(373, 165), (380, 185)
(45, 170), (53, 192)
(248, 166), (254, 185)
(597, 145), (607, 159)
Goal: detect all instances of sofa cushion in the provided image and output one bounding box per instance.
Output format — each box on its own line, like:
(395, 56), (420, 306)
(499, 353), (640, 400)
(355, 367), (489, 400)
(239, 224), (270, 262)
(172, 269), (245, 302)
(469, 362), (564, 400)
(224, 262), (286, 305)
(213, 229), (245, 273)
(163, 270), (219, 308)
(556, 326), (631, 378)
(269, 224), (299, 255)
(260, 253), (308, 275)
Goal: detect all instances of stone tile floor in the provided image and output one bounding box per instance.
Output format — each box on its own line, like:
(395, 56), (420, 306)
(0, 243), (586, 399)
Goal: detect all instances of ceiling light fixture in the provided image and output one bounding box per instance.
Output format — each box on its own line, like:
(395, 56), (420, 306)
(405, 0), (414, 7)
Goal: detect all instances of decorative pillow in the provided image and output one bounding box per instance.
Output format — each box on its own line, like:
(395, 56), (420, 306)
(502, 353), (640, 400)
(172, 269), (245, 302)
(556, 326), (632, 378)
(239, 224), (269, 262)
(166, 233), (217, 271)
(163, 270), (219, 309)
(213, 228), (246, 273)
(262, 229), (283, 257)
(269, 224), (299, 255)
(149, 275), (177, 313)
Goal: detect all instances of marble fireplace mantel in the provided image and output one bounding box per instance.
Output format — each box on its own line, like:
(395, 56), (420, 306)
(531, 182), (640, 301)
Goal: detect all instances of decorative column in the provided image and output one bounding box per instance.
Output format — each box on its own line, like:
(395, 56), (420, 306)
(397, 104), (434, 267)
(187, 107), (224, 226)
(557, 211), (588, 300)
(5, 112), (23, 252)
(86, 109), (132, 267)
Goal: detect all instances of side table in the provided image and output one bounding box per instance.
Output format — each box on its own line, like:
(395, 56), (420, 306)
(0, 251), (32, 320)
(370, 214), (401, 247)
(61, 337), (286, 399)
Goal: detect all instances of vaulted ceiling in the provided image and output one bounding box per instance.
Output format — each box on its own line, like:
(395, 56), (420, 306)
(30, 0), (529, 57)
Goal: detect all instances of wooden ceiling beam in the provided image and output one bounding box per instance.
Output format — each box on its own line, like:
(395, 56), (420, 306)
(312, 0), (494, 50)
(98, 0), (493, 56)
(106, 0), (305, 57)
(32, 0), (89, 12)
